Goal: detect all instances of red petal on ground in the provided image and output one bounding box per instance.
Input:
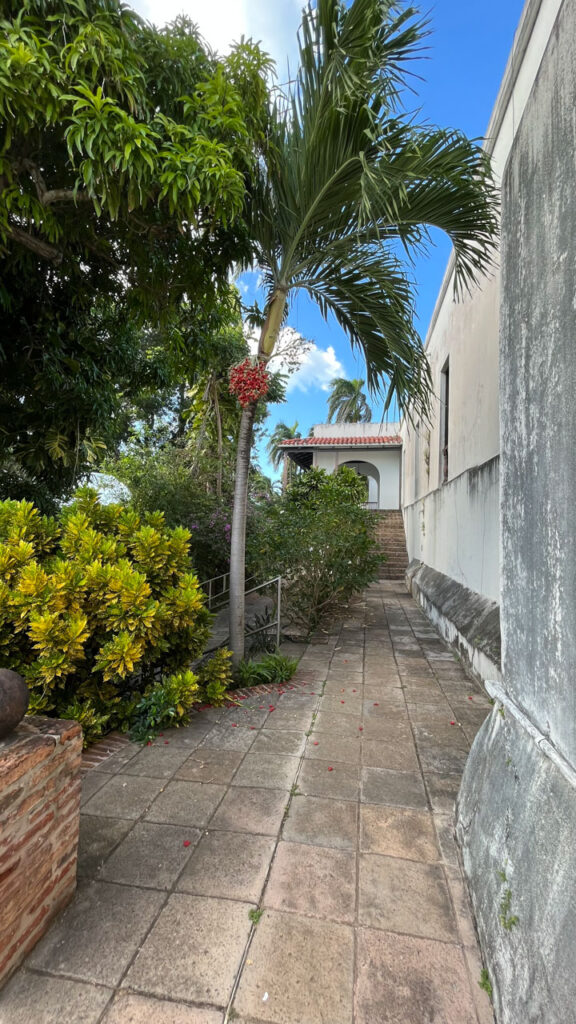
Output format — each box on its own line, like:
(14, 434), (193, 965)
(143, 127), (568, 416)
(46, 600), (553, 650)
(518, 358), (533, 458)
(450, 721), (456, 725)
(468, 696), (474, 701)
(269, 707), (276, 712)
(164, 741), (170, 745)
(183, 840), (191, 847)
(146, 741), (152, 746)
(373, 703), (379, 706)
(352, 690), (357, 692)
(340, 700), (345, 704)
(359, 727), (363, 731)
(250, 726), (256, 730)
(313, 741), (319, 745)
(327, 766), (334, 771)
(231, 724), (237, 728)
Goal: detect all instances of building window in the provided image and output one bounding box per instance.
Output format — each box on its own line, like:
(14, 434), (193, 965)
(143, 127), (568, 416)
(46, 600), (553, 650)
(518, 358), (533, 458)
(440, 360), (449, 483)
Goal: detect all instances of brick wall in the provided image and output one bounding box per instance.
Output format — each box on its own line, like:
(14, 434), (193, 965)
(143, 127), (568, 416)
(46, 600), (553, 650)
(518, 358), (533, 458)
(0, 716), (82, 987)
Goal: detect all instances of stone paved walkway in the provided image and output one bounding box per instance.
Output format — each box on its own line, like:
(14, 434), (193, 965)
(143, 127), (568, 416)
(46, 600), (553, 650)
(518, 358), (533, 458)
(0, 582), (494, 1024)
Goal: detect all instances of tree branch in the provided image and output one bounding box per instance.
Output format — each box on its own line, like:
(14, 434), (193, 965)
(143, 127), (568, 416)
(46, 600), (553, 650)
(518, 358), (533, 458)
(8, 225), (63, 264)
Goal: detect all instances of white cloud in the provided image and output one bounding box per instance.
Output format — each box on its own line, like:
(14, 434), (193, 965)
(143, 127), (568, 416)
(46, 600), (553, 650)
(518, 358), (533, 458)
(129, 0), (300, 72)
(245, 325), (345, 394)
(286, 342), (345, 394)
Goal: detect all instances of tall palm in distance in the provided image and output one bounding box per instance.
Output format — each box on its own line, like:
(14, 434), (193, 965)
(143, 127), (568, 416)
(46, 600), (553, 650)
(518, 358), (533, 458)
(267, 420), (301, 490)
(327, 378), (372, 423)
(228, 0), (499, 662)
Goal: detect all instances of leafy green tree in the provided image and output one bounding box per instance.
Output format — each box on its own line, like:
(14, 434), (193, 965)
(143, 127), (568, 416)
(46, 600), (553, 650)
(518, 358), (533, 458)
(0, 1), (271, 496)
(327, 378), (372, 423)
(228, 0), (499, 662)
(266, 420), (301, 490)
(249, 466), (382, 633)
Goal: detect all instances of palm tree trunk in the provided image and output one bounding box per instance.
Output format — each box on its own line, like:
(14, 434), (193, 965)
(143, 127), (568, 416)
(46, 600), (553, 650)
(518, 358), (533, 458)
(229, 287), (287, 667)
(229, 401), (258, 666)
(281, 455), (289, 492)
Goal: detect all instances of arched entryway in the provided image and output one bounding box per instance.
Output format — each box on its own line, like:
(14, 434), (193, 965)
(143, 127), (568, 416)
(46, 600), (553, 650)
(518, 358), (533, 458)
(341, 461), (380, 508)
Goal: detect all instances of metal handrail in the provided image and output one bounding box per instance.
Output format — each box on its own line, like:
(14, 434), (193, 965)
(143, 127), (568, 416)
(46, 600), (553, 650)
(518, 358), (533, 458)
(200, 572), (282, 648)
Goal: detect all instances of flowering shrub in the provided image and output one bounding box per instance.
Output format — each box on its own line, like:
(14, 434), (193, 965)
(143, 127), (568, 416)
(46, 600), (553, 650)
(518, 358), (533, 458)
(0, 490), (233, 743)
(249, 467), (383, 633)
(229, 358), (270, 407)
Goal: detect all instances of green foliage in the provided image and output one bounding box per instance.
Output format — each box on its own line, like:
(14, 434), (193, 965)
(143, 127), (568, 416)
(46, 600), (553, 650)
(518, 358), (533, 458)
(129, 669), (201, 743)
(479, 969), (493, 1000)
(250, 467), (383, 633)
(248, 908), (265, 925)
(235, 651), (299, 688)
(0, 490), (213, 744)
(196, 648), (234, 705)
(499, 889), (519, 931)
(327, 378), (371, 423)
(0, 3), (273, 495)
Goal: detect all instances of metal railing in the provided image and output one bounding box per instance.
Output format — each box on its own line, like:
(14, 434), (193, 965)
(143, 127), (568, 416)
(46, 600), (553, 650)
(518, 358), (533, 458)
(199, 572), (282, 648)
(244, 575), (282, 650)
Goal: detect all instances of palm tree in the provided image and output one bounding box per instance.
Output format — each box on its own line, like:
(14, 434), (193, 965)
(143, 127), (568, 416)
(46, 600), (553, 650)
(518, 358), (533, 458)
(267, 420), (302, 490)
(327, 378), (372, 423)
(229, 0), (498, 663)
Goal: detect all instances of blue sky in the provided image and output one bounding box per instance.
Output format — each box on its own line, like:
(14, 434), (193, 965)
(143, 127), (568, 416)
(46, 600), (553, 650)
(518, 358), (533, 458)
(131, 0), (527, 475)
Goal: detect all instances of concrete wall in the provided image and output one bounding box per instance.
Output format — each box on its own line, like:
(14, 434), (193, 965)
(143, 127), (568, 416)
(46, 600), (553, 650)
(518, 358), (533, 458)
(457, 2), (576, 1020)
(313, 448), (401, 509)
(401, 0), (564, 621)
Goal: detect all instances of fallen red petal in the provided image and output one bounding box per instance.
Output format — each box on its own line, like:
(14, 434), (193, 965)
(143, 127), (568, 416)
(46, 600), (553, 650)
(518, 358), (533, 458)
(450, 720), (456, 725)
(327, 766), (334, 771)
(313, 741), (319, 745)
(359, 726), (363, 731)
(164, 741), (170, 745)
(183, 840), (191, 847)
(373, 703), (379, 706)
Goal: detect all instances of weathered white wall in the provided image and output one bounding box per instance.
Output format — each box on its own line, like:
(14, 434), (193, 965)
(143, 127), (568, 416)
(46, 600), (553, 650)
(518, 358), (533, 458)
(401, 0), (563, 607)
(458, 6), (576, 1020)
(313, 448), (401, 509)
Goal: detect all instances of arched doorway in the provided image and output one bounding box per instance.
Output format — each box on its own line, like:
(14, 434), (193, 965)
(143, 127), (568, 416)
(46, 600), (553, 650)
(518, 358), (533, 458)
(341, 461), (380, 508)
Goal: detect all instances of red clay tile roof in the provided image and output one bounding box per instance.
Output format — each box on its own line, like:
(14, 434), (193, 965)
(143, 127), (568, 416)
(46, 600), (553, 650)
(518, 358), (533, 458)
(279, 435), (402, 448)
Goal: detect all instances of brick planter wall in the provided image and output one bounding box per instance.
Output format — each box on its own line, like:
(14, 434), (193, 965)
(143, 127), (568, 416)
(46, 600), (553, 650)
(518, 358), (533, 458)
(0, 716), (82, 987)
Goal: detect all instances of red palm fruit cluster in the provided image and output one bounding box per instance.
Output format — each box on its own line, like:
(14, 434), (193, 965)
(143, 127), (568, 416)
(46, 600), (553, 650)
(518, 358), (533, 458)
(229, 358), (270, 407)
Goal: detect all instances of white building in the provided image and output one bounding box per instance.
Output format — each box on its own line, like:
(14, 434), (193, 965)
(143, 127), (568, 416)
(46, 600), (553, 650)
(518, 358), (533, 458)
(280, 422), (402, 510)
(400, 0), (563, 681)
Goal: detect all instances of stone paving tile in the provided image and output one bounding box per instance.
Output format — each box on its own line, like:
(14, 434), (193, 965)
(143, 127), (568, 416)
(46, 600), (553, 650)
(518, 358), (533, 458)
(264, 841), (356, 923)
(145, 780), (226, 827)
(261, 710), (313, 732)
(82, 774), (166, 820)
(102, 993), (223, 1024)
(360, 804), (440, 862)
(210, 785), (287, 835)
(174, 749), (243, 784)
(355, 929), (477, 1024)
(423, 771), (463, 813)
(361, 737), (420, 772)
(200, 724), (258, 752)
(100, 822), (202, 889)
(418, 746), (470, 775)
(359, 854), (458, 942)
(298, 758), (360, 801)
(250, 729), (306, 756)
(28, 881), (165, 986)
(77, 815), (136, 879)
(232, 752), (300, 790)
(312, 710), (362, 734)
(122, 744), (193, 778)
(80, 769), (110, 806)
(233, 910), (355, 1024)
(283, 795), (358, 850)
(0, 972), (113, 1024)
(5, 580), (492, 1024)
(177, 831), (275, 902)
(124, 894), (253, 1006)
(304, 733), (362, 764)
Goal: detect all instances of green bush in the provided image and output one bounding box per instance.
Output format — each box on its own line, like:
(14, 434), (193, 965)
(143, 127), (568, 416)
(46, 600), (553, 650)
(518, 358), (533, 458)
(0, 489), (232, 743)
(235, 651), (299, 688)
(249, 467), (383, 634)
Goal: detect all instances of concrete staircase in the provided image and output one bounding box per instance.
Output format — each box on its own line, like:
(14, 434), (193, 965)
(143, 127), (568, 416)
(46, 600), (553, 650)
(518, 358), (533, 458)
(372, 510), (409, 580)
